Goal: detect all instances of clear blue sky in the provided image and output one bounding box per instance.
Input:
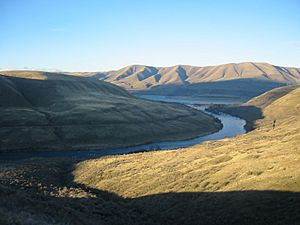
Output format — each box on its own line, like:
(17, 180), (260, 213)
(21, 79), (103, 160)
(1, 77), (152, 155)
(1, 0), (299, 71)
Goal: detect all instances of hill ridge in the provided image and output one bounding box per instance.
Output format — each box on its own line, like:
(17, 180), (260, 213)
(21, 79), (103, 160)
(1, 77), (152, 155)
(102, 62), (300, 89)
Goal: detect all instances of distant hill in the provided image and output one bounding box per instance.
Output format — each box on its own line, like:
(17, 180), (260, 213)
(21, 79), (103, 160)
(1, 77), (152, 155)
(73, 62), (300, 100)
(0, 71), (220, 152)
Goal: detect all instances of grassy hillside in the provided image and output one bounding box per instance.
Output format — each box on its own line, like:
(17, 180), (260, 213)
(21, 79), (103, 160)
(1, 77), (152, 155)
(0, 86), (299, 224)
(0, 71), (220, 152)
(73, 62), (300, 100)
(72, 86), (300, 223)
(208, 85), (300, 130)
(74, 87), (300, 196)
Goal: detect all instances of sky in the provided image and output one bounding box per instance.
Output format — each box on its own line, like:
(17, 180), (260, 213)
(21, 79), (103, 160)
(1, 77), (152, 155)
(0, 0), (300, 71)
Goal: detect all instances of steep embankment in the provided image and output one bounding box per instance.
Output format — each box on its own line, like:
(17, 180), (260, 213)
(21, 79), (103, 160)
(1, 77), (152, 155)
(0, 71), (220, 152)
(78, 62), (300, 100)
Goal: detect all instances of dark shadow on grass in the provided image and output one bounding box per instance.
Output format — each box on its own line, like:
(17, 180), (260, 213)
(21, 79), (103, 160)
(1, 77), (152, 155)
(132, 190), (300, 225)
(1, 159), (300, 225)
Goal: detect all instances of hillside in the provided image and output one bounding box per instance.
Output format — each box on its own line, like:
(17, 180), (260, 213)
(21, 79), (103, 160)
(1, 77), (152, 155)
(1, 85), (299, 224)
(74, 87), (300, 195)
(0, 71), (221, 152)
(208, 85), (300, 130)
(71, 86), (300, 224)
(78, 62), (300, 100)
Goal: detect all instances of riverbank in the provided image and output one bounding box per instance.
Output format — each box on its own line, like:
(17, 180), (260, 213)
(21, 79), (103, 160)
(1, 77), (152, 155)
(0, 103), (247, 161)
(207, 85), (300, 131)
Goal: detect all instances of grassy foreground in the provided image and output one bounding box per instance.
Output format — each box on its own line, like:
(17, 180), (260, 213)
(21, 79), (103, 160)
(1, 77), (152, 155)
(1, 86), (299, 224)
(0, 71), (220, 152)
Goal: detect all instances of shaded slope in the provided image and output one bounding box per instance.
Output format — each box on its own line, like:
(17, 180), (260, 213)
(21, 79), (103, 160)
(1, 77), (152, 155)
(143, 78), (283, 100)
(0, 71), (221, 152)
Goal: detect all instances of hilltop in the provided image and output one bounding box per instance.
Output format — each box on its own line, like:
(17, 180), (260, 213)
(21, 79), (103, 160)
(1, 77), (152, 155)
(0, 71), (220, 152)
(71, 62), (300, 100)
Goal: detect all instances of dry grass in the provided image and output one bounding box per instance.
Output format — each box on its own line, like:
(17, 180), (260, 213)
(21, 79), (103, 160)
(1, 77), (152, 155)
(74, 87), (300, 197)
(0, 159), (153, 225)
(2, 159), (300, 225)
(208, 85), (300, 130)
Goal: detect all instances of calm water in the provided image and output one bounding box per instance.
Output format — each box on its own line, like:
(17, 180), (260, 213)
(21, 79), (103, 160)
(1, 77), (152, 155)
(0, 96), (246, 161)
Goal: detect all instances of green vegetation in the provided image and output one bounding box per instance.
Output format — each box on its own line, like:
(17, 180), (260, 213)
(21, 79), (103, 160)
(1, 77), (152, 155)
(0, 71), (220, 152)
(1, 86), (300, 224)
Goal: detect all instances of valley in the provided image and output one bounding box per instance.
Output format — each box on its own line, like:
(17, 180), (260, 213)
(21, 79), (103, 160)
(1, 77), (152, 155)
(2, 1), (300, 224)
(1, 84), (300, 225)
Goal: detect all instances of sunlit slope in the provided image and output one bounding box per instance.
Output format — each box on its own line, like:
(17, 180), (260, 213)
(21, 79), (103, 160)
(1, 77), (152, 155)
(209, 85), (300, 130)
(82, 62), (300, 99)
(0, 71), (220, 152)
(103, 63), (300, 88)
(74, 87), (300, 197)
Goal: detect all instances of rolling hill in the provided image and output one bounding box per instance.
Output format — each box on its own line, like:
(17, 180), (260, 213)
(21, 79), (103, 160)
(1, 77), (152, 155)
(76, 62), (300, 100)
(1, 81), (299, 224)
(0, 71), (221, 152)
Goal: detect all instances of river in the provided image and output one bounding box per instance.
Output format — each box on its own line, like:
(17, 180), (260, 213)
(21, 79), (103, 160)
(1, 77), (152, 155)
(0, 95), (246, 161)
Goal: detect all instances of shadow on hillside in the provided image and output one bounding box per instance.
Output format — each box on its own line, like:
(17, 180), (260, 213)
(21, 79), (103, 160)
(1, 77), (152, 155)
(0, 74), (129, 108)
(133, 190), (300, 225)
(1, 159), (300, 225)
(135, 78), (284, 100)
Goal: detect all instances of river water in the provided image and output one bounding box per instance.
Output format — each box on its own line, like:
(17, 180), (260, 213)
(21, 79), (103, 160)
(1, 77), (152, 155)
(0, 95), (246, 161)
